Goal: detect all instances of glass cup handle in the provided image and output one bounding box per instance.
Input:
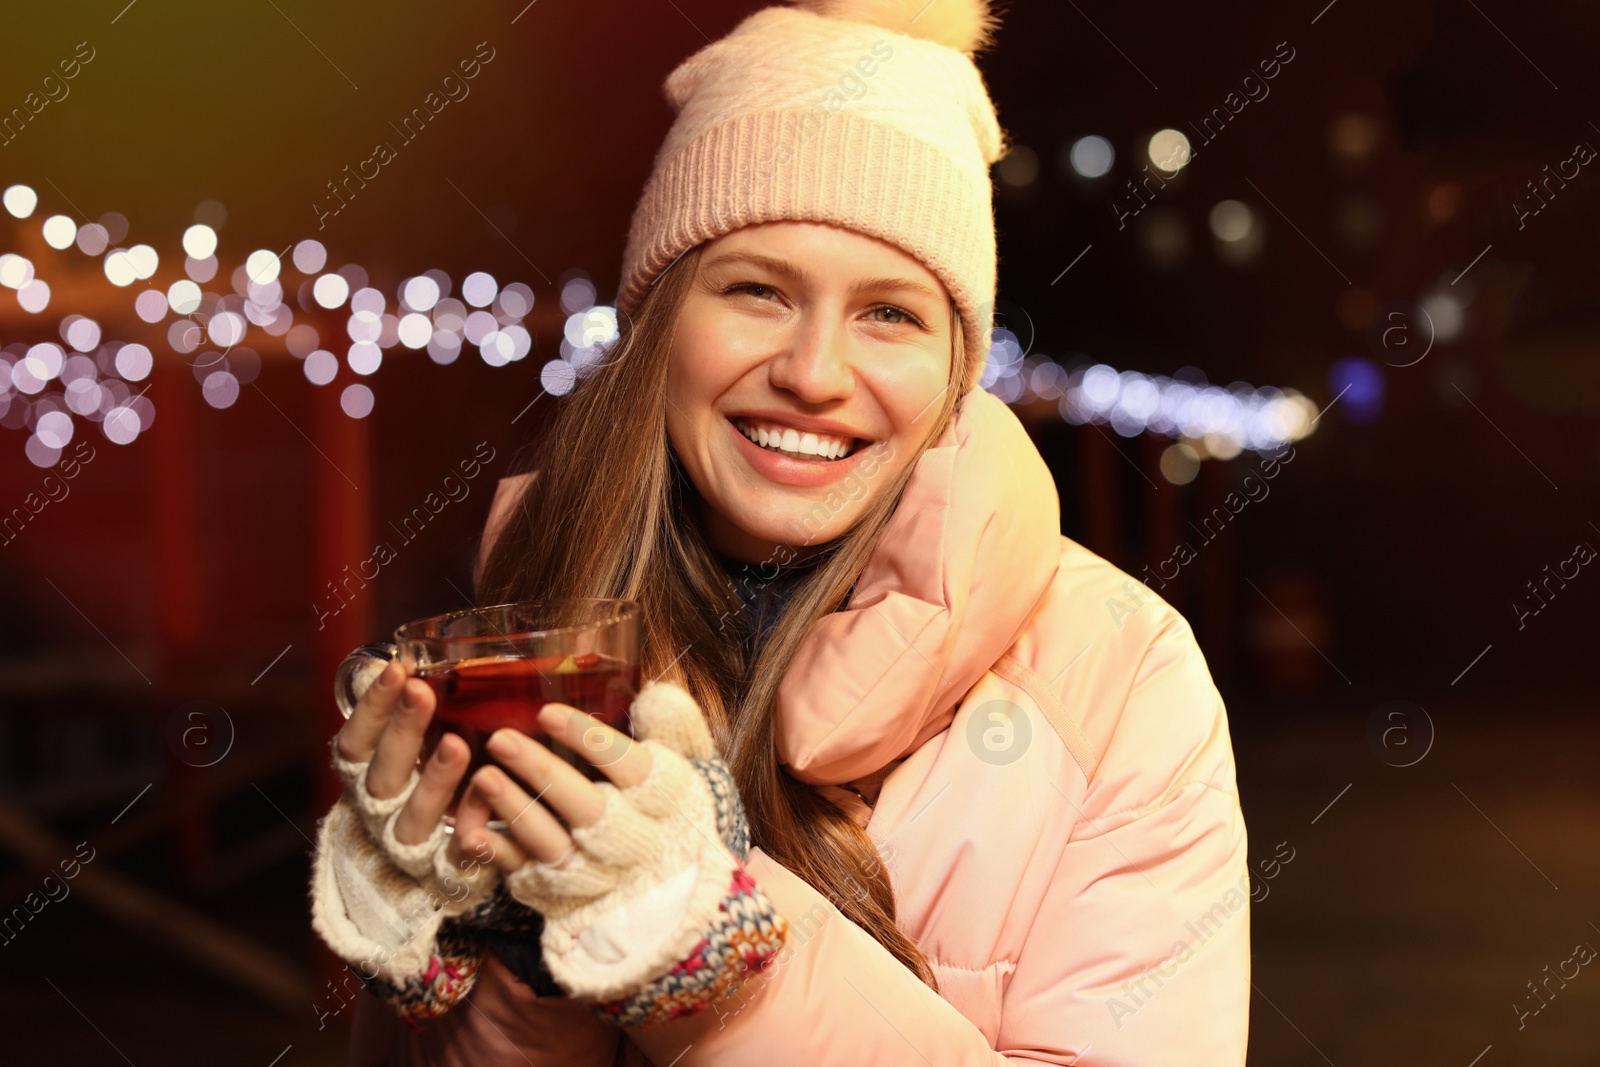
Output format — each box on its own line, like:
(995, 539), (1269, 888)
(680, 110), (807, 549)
(333, 643), (400, 719)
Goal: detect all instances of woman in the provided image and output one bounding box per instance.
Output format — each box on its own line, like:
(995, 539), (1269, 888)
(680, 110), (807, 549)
(312, 1), (1252, 1063)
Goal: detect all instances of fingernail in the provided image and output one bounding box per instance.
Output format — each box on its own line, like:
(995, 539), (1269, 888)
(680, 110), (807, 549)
(379, 660), (401, 688)
(487, 731), (520, 758)
(474, 771), (500, 798)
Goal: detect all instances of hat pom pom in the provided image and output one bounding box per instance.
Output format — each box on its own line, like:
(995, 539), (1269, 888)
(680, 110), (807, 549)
(793, 0), (1000, 55)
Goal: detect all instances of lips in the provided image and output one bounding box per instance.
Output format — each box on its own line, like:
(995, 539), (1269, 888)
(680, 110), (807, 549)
(723, 416), (874, 488)
(731, 415), (862, 461)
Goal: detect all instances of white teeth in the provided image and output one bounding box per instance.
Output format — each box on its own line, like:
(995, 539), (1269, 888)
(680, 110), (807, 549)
(736, 418), (855, 460)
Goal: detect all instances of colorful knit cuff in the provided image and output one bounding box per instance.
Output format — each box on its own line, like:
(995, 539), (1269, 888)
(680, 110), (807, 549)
(360, 919), (487, 1023)
(585, 862), (788, 1029)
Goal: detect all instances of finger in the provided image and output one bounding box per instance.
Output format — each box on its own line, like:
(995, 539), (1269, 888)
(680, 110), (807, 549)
(535, 703), (651, 789)
(471, 763), (578, 866)
(466, 825), (532, 875)
(334, 659), (405, 764)
(486, 727), (609, 827)
(367, 675), (435, 799)
(446, 782), (526, 872)
(393, 732), (469, 846)
(445, 781), (499, 866)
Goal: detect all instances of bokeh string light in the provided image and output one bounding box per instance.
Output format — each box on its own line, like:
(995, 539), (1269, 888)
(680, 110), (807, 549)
(2, 182), (1315, 474)
(0, 183), (572, 468)
(981, 327), (1319, 469)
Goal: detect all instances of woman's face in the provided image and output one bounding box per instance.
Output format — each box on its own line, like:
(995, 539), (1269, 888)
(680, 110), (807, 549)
(665, 221), (954, 565)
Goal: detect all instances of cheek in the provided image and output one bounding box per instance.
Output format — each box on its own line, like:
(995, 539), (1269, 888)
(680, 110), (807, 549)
(870, 349), (952, 439)
(669, 307), (755, 405)
(664, 323), (747, 490)
(663, 355), (710, 471)
(859, 443), (912, 502)
(661, 396), (691, 465)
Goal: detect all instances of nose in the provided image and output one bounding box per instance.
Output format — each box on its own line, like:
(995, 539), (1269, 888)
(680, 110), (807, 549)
(765, 308), (854, 404)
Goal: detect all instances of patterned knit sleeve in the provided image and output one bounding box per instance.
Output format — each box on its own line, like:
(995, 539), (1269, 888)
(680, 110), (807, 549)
(357, 912), (490, 1023)
(580, 755), (787, 1029)
(309, 796), (502, 1023)
(694, 755), (753, 861)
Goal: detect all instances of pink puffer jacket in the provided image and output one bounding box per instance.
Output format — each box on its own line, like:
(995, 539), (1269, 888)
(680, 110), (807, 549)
(350, 387), (1251, 1065)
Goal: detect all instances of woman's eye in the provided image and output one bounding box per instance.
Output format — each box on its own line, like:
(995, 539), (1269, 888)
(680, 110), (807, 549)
(869, 304), (922, 328)
(725, 283), (777, 300)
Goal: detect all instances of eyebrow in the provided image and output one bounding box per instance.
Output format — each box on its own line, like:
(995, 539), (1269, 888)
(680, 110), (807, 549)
(702, 251), (943, 302)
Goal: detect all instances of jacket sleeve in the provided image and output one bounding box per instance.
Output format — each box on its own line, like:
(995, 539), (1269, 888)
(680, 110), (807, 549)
(352, 952), (628, 1067)
(624, 615), (1249, 1066)
(622, 843), (1014, 1065)
(998, 614), (1252, 1063)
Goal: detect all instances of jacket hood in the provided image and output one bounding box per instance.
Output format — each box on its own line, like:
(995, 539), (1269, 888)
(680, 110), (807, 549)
(776, 387), (1062, 786)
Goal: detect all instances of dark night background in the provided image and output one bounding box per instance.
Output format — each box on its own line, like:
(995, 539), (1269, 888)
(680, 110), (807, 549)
(0, 1), (1597, 1062)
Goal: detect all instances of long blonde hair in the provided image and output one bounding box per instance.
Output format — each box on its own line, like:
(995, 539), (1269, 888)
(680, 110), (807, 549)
(476, 243), (974, 988)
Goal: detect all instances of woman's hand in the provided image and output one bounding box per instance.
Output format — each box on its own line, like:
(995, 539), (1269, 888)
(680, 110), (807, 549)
(312, 657), (509, 1014)
(455, 680), (787, 1028)
(331, 657), (479, 871)
(451, 702), (653, 869)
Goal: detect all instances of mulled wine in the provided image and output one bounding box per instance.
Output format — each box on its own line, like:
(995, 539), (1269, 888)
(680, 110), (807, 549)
(419, 650), (640, 808)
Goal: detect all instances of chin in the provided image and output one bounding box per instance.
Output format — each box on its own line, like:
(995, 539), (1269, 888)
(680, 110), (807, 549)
(724, 495), (859, 554)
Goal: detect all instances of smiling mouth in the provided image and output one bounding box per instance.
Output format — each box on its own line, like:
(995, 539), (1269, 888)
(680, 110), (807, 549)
(730, 416), (865, 462)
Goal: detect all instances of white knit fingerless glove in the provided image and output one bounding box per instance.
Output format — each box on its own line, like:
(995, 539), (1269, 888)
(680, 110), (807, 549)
(503, 680), (789, 1028)
(309, 740), (503, 1019)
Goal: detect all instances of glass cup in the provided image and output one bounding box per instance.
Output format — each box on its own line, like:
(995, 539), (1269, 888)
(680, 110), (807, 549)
(333, 598), (641, 822)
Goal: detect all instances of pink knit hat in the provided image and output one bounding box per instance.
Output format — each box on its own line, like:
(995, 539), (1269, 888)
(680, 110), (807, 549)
(616, 0), (1008, 391)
